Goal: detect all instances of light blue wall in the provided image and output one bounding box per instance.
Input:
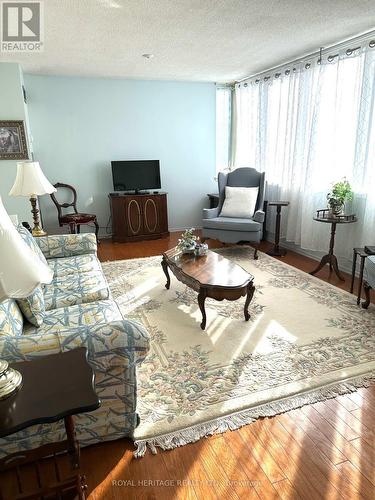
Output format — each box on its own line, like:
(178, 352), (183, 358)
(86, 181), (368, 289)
(24, 75), (216, 235)
(0, 63), (33, 222)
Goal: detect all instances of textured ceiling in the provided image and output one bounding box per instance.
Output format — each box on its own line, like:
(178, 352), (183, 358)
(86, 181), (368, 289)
(1, 0), (375, 82)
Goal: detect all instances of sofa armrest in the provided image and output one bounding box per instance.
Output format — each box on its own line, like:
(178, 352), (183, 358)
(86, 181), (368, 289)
(253, 210), (265, 223)
(203, 207), (220, 220)
(36, 233), (97, 259)
(0, 319), (150, 373)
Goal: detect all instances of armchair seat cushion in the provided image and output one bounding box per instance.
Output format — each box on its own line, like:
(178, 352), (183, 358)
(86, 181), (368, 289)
(44, 270), (109, 310)
(202, 216), (261, 232)
(365, 255), (375, 288)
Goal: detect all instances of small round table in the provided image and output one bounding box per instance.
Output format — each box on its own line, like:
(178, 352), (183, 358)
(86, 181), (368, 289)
(310, 212), (357, 281)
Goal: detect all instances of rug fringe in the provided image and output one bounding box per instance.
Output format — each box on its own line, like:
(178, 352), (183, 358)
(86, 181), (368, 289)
(133, 372), (375, 457)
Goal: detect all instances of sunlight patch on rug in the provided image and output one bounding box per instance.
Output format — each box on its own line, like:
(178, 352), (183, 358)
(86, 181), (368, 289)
(102, 248), (375, 456)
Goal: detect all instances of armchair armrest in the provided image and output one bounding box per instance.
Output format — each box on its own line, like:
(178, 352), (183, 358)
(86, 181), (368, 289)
(36, 233), (97, 259)
(203, 207), (220, 219)
(253, 210), (265, 223)
(0, 319), (150, 373)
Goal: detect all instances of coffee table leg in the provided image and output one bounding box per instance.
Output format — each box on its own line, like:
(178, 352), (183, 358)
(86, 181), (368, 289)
(244, 283), (255, 321)
(198, 289), (207, 330)
(161, 256), (171, 290)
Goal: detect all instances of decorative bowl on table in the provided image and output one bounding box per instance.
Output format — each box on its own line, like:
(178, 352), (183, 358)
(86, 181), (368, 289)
(195, 243), (208, 256)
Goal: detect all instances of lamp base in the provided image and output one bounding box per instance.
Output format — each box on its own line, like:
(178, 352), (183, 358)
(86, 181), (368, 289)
(0, 359), (22, 400)
(29, 196), (47, 237)
(32, 227), (47, 237)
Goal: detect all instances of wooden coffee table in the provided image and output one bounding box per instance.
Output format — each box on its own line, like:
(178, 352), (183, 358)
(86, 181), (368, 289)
(161, 248), (255, 330)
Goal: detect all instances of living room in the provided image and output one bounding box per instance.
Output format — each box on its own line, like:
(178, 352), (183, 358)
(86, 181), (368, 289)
(0, 1), (375, 499)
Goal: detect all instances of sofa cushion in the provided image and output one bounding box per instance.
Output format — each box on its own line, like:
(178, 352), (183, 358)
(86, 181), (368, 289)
(0, 299), (24, 337)
(17, 225), (48, 266)
(202, 216), (261, 232)
(17, 286), (45, 327)
(23, 299), (123, 335)
(48, 254), (102, 278)
(44, 270), (110, 310)
(365, 255), (375, 288)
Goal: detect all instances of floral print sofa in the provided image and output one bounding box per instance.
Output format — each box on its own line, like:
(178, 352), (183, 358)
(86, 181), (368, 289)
(0, 227), (150, 457)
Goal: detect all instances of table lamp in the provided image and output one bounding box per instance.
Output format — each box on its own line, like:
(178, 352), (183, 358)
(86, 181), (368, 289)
(0, 196), (53, 399)
(9, 161), (56, 237)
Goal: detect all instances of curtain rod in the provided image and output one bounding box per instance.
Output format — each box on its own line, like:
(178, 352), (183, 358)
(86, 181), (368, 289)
(236, 28), (375, 84)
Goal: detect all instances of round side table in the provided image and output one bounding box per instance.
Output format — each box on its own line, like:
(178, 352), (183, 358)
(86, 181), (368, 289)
(310, 212), (357, 281)
(266, 201), (290, 257)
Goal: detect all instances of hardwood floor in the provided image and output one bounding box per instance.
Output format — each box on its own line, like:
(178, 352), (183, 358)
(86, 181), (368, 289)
(84, 233), (375, 499)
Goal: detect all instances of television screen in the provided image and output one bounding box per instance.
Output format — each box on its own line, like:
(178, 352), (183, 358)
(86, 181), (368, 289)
(111, 160), (161, 192)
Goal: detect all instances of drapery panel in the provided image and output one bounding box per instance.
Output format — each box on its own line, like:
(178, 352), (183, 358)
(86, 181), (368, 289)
(231, 45), (375, 261)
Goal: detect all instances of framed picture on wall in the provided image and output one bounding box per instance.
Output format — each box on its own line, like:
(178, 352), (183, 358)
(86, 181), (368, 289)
(0, 120), (29, 160)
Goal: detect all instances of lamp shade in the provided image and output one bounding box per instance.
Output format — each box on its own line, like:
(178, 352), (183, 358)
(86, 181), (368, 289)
(9, 161), (56, 197)
(0, 196), (53, 300)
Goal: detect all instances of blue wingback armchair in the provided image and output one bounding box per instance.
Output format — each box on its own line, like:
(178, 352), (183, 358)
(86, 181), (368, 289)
(202, 168), (265, 259)
(362, 256), (375, 308)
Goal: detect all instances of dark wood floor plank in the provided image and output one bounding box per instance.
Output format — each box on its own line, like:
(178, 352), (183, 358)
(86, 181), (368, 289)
(160, 448), (198, 500)
(335, 394), (361, 412)
(300, 405), (375, 486)
(263, 417), (338, 499)
(278, 408), (348, 465)
(324, 398), (374, 436)
(272, 478), (302, 500)
(173, 440), (217, 500)
(238, 423), (286, 484)
(312, 400), (374, 444)
(208, 435), (259, 499)
(191, 438), (240, 500)
(335, 461), (375, 500)
(222, 428), (280, 499)
(274, 416), (363, 500)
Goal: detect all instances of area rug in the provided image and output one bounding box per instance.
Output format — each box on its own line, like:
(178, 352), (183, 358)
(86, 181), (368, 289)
(102, 248), (375, 456)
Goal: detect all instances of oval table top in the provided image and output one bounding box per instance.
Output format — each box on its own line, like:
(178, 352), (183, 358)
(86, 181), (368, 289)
(163, 247), (253, 289)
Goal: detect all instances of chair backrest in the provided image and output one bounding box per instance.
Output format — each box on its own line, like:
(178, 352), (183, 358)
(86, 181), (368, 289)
(50, 183), (79, 220)
(217, 167), (265, 213)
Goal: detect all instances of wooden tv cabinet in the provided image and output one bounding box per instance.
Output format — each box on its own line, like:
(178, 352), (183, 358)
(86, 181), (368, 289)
(110, 192), (169, 243)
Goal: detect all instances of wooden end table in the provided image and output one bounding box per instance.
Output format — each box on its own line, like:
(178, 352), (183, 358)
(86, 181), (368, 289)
(310, 211), (357, 281)
(0, 348), (100, 500)
(162, 247), (255, 330)
(266, 201), (289, 257)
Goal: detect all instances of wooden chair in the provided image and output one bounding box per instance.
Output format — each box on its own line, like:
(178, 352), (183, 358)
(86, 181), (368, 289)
(50, 183), (99, 242)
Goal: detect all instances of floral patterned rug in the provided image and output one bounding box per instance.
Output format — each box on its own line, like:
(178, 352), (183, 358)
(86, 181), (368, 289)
(102, 248), (375, 456)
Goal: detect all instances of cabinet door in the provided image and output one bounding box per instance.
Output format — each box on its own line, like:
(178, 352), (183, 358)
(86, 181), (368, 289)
(125, 197), (143, 237)
(142, 197), (160, 235)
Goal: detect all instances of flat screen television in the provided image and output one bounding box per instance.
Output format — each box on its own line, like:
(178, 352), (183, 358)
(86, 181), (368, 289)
(111, 160), (161, 193)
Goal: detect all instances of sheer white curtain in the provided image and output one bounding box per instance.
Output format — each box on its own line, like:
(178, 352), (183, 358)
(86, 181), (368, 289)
(216, 86), (232, 173)
(232, 44), (375, 262)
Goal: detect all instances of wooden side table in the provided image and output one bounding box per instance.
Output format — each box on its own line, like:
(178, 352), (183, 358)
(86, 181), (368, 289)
(310, 211), (357, 281)
(266, 201), (289, 257)
(350, 248), (373, 305)
(0, 348), (100, 500)
(207, 193), (219, 209)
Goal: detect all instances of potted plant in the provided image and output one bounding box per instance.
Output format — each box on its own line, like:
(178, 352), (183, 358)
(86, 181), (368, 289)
(327, 178), (353, 216)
